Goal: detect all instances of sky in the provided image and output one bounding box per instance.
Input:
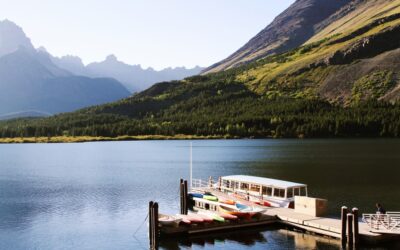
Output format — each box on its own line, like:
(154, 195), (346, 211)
(0, 0), (294, 70)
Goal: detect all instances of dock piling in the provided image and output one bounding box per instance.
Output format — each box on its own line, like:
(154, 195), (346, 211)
(347, 213), (354, 248)
(180, 179), (188, 215)
(148, 201), (159, 249)
(341, 206), (348, 247)
(183, 180), (188, 215)
(352, 208), (359, 247)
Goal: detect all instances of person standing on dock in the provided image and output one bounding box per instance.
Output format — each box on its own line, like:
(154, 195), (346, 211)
(376, 203), (386, 214)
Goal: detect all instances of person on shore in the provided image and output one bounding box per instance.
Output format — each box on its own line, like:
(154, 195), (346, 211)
(376, 203), (386, 214)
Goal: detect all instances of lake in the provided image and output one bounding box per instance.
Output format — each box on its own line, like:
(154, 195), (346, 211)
(0, 139), (399, 249)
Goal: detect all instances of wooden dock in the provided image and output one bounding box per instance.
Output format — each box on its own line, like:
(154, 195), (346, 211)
(206, 189), (389, 243)
(148, 179), (400, 248)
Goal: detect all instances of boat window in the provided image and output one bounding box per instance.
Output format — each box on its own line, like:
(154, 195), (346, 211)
(274, 188), (285, 198)
(223, 180), (230, 188)
(235, 182), (239, 189)
(205, 203), (210, 210)
(262, 186), (273, 196)
(300, 187), (307, 196)
(250, 184), (260, 192)
(287, 188), (293, 198)
(240, 183), (249, 190)
(294, 187), (300, 196)
(230, 181), (236, 189)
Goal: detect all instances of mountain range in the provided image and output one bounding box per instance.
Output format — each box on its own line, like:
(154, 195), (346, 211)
(1, 0), (400, 139)
(0, 19), (202, 117)
(51, 53), (203, 93)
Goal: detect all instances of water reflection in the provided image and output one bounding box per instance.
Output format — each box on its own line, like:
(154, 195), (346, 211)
(159, 226), (342, 250)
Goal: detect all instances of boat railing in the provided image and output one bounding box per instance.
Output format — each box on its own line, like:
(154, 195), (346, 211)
(363, 212), (400, 233)
(191, 178), (211, 190)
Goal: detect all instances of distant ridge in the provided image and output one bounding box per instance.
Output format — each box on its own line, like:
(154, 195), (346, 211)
(0, 20), (131, 116)
(50, 54), (203, 93)
(0, 110), (52, 121)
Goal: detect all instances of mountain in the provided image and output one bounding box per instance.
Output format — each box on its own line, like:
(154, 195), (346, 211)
(0, 20), (130, 116)
(0, 19), (35, 57)
(2, 0), (400, 139)
(52, 54), (203, 92)
(203, 0), (352, 74)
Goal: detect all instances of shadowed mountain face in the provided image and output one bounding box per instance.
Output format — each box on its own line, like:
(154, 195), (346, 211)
(52, 54), (203, 92)
(0, 20), (130, 116)
(203, 0), (352, 74)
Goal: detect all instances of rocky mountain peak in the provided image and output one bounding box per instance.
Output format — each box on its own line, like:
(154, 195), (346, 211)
(0, 19), (35, 57)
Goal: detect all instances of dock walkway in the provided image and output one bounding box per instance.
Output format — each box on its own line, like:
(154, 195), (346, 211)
(200, 188), (384, 242)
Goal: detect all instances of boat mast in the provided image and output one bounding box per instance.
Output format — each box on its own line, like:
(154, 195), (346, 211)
(190, 141), (192, 191)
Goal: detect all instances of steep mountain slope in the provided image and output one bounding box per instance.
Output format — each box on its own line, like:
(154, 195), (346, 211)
(52, 54), (203, 92)
(203, 0), (352, 74)
(234, 0), (400, 104)
(0, 20), (130, 116)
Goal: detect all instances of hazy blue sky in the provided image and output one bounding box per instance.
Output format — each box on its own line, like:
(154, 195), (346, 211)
(1, 0), (294, 69)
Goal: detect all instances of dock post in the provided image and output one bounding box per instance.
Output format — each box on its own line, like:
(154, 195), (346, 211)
(352, 208), (359, 247)
(180, 179), (184, 214)
(149, 201), (154, 249)
(183, 180), (188, 215)
(153, 202), (159, 250)
(347, 213), (354, 249)
(341, 206), (348, 247)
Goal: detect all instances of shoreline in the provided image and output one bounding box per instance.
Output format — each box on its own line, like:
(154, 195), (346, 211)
(0, 135), (398, 144)
(0, 135), (232, 144)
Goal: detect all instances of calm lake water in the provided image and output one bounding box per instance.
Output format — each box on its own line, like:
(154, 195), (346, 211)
(0, 139), (399, 249)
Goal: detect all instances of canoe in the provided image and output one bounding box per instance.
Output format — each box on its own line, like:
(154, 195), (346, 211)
(176, 214), (204, 223)
(189, 212), (213, 223)
(158, 214), (182, 227)
(218, 212), (237, 220)
(254, 200), (272, 207)
(235, 203), (250, 211)
(198, 211), (225, 222)
(189, 193), (204, 199)
(236, 203), (266, 213)
(219, 198), (236, 205)
(219, 205), (252, 219)
(203, 195), (218, 202)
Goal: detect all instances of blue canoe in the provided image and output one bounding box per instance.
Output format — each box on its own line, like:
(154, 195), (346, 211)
(189, 193), (204, 199)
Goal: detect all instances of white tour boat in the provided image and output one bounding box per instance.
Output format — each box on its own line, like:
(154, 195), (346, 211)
(217, 175), (308, 208)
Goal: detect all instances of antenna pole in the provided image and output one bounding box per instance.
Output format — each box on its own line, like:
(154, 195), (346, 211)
(190, 141), (192, 191)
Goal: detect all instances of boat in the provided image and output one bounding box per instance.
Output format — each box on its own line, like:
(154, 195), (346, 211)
(189, 212), (213, 223)
(158, 214), (182, 227)
(176, 214), (204, 224)
(218, 204), (253, 219)
(198, 211), (225, 222)
(189, 193), (204, 199)
(203, 195), (218, 202)
(218, 212), (237, 220)
(219, 198), (236, 205)
(216, 175), (308, 208)
(235, 203), (266, 214)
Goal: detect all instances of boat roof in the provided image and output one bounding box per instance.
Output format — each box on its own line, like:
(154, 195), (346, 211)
(222, 175), (306, 189)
